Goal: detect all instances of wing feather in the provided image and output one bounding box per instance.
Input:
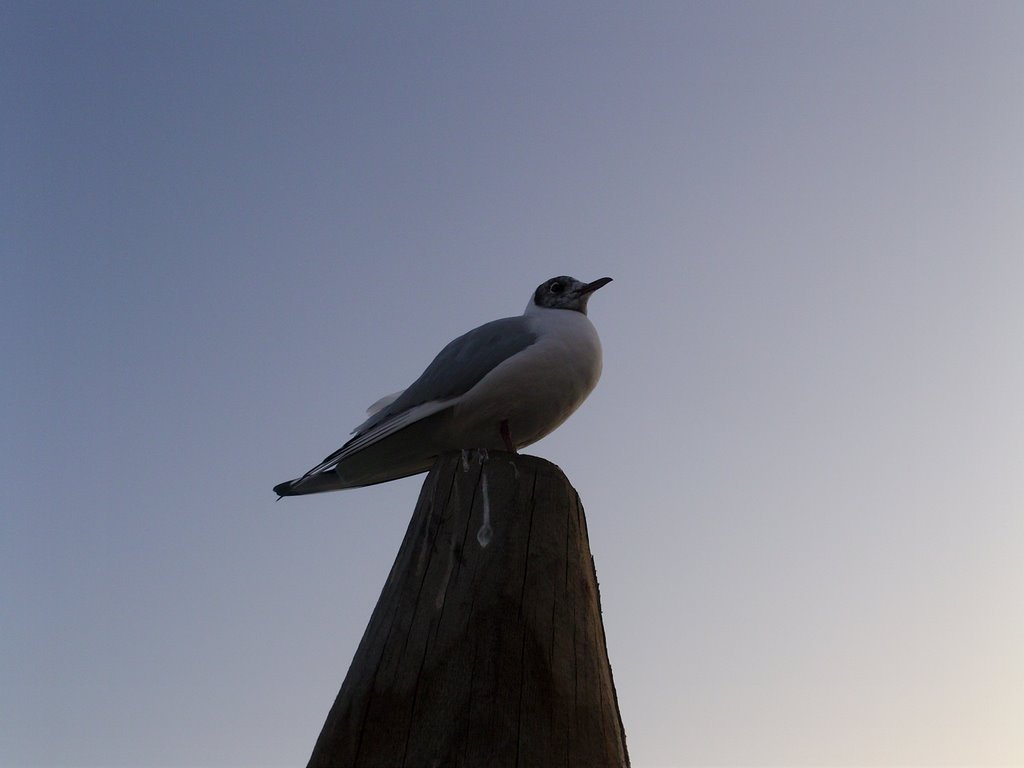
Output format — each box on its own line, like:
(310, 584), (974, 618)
(354, 316), (536, 434)
(294, 315), (537, 481)
(364, 389), (405, 418)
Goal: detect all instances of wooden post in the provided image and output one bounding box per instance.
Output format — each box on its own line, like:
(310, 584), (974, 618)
(307, 451), (629, 768)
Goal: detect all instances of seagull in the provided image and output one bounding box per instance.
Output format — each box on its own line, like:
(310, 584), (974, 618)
(273, 275), (612, 496)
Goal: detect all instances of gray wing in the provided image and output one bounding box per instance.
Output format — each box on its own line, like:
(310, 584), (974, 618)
(359, 315), (538, 434)
(296, 316), (537, 479)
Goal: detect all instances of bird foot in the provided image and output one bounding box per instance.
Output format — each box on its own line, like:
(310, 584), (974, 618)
(499, 419), (517, 453)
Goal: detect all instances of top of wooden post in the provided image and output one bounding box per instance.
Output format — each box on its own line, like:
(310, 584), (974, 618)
(307, 450), (629, 767)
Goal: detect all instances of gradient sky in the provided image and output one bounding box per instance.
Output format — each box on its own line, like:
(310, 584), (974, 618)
(3, 3), (1023, 767)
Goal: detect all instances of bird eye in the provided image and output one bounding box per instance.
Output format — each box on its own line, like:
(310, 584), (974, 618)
(549, 281), (563, 294)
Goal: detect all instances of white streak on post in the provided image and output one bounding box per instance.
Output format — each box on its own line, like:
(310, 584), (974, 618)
(476, 469), (492, 548)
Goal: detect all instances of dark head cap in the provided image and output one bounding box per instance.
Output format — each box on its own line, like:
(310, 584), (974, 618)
(532, 276), (613, 314)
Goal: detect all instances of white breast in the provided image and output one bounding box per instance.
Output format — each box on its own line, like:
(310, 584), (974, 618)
(450, 306), (603, 449)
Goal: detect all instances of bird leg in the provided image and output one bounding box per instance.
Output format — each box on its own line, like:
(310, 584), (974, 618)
(499, 419), (517, 453)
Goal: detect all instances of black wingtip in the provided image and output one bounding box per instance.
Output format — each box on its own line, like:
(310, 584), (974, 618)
(273, 480), (297, 497)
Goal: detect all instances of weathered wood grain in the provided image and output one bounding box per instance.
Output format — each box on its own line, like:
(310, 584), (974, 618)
(307, 451), (629, 767)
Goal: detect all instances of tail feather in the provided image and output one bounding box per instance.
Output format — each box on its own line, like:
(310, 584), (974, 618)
(273, 407), (455, 498)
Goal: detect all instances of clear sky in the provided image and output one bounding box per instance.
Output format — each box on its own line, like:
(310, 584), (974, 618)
(3, 2), (1023, 766)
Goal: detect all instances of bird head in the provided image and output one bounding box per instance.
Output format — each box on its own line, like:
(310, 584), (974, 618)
(531, 276), (612, 315)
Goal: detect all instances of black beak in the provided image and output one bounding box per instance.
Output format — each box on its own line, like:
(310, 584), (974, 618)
(579, 277), (613, 295)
